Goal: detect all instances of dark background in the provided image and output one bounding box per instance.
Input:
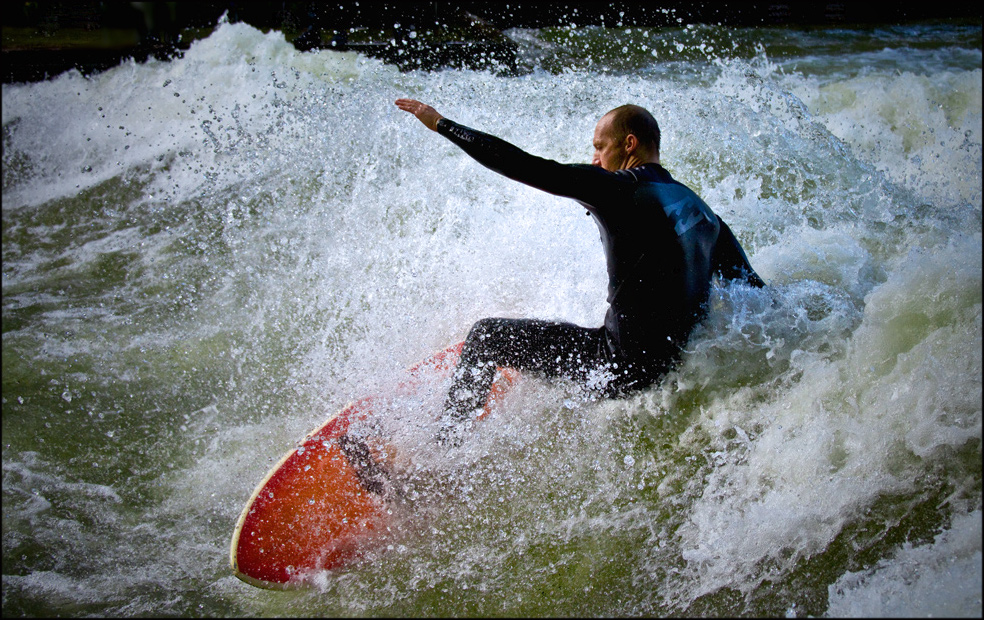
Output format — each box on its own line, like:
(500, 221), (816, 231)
(3, 1), (982, 82)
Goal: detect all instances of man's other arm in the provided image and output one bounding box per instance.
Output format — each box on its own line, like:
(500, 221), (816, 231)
(712, 217), (766, 287)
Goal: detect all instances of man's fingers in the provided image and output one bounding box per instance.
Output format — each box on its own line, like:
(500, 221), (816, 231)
(395, 98), (422, 113)
(396, 99), (430, 115)
(395, 98), (442, 131)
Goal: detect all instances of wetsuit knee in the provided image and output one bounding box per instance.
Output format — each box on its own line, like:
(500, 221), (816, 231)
(467, 317), (504, 344)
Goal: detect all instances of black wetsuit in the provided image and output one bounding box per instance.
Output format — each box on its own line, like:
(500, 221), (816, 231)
(435, 119), (764, 440)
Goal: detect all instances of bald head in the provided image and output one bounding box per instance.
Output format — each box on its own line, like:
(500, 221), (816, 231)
(592, 104), (662, 171)
(604, 105), (661, 159)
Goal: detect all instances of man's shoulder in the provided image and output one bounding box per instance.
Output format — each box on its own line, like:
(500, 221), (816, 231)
(568, 163), (644, 187)
(626, 163), (671, 184)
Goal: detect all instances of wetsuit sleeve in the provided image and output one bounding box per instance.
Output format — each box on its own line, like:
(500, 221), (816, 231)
(436, 118), (631, 206)
(712, 216), (766, 287)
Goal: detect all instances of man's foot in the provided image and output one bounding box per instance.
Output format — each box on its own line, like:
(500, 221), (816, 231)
(338, 434), (392, 495)
(434, 409), (479, 447)
(435, 422), (464, 448)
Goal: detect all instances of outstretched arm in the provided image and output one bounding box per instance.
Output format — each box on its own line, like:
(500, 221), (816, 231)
(395, 99), (444, 131)
(394, 98), (631, 207)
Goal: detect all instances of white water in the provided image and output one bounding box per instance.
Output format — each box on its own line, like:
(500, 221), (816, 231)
(2, 17), (981, 617)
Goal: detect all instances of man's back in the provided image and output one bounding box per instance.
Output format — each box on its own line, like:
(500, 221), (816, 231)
(592, 166), (723, 359)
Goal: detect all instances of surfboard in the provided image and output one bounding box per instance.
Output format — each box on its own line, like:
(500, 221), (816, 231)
(230, 341), (517, 589)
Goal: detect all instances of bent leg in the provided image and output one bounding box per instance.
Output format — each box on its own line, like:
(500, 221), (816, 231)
(439, 317), (607, 444)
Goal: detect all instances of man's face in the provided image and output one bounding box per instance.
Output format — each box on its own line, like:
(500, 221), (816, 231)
(592, 114), (626, 171)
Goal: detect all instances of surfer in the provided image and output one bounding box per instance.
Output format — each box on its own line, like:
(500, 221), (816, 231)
(395, 98), (765, 445)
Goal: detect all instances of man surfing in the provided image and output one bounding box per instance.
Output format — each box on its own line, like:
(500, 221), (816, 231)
(395, 99), (765, 445)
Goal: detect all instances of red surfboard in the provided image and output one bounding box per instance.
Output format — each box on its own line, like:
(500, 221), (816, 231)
(230, 342), (517, 589)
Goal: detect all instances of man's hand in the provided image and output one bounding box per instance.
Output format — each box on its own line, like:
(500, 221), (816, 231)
(395, 99), (444, 131)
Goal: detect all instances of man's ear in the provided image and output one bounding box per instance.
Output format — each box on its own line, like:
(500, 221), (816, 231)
(624, 133), (639, 154)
